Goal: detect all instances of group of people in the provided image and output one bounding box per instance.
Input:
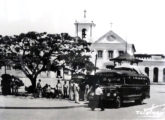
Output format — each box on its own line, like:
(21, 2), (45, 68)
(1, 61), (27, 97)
(36, 79), (69, 99)
(69, 81), (80, 103)
(35, 79), (91, 104)
(35, 79), (104, 110)
(1, 75), (22, 95)
(69, 81), (90, 103)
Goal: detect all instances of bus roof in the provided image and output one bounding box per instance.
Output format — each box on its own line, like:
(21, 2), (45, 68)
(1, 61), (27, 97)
(96, 67), (147, 77)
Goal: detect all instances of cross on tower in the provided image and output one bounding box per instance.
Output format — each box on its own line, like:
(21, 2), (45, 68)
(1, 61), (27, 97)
(84, 10), (87, 18)
(110, 22), (113, 30)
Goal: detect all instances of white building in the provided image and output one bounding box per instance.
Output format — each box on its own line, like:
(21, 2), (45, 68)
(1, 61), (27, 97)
(90, 31), (135, 70)
(75, 11), (165, 83)
(135, 54), (165, 83)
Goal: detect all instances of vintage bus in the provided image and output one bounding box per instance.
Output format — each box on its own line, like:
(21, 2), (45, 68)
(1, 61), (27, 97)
(88, 67), (150, 108)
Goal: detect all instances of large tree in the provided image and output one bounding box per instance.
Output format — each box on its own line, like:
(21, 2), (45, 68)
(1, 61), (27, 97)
(57, 35), (96, 75)
(0, 32), (95, 91)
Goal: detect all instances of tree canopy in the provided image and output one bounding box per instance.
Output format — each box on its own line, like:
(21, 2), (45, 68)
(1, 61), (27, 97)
(0, 32), (95, 90)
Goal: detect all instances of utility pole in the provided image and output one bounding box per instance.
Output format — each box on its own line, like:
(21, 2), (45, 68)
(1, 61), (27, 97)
(84, 10), (87, 18)
(4, 49), (7, 74)
(110, 22), (113, 30)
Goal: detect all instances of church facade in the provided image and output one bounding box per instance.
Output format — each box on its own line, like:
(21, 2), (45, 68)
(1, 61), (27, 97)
(90, 30), (135, 70)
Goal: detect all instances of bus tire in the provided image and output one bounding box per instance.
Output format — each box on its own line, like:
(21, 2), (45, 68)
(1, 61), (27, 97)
(135, 98), (143, 105)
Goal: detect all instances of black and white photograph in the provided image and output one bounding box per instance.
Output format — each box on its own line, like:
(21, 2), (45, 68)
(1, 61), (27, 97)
(0, 0), (165, 120)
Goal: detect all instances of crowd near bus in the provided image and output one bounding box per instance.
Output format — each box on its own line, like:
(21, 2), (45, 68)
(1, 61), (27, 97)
(29, 77), (91, 104)
(0, 66), (150, 110)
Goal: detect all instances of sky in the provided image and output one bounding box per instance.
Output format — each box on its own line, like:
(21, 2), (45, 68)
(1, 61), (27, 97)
(0, 0), (165, 54)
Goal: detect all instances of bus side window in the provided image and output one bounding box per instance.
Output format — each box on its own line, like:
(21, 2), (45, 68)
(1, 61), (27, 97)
(138, 77), (147, 85)
(122, 77), (126, 84)
(133, 77), (139, 85)
(120, 77), (124, 84)
(107, 78), (111, 82)
(125, 76), (134, 84)
(103, 77), (107, 82)
(141, 77), (146, 85)
(136, 77), (142, 85)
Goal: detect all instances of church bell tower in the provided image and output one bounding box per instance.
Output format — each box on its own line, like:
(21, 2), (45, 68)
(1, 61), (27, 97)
(74, 10), (95, 43)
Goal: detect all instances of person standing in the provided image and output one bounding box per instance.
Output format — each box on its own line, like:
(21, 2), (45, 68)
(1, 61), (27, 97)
(69, 81), (74, 101)
(36, 79), (42, 98)
(11, 78), (16, 95)
(63, 81), (68, 99)
(74, 82), (80, 103)
(56, 80), (63, 98)
(91, 84), (104, 111)
(47, 85), (51, 98)
(84, 84), (90, 101)
(42, 84), (48, 97)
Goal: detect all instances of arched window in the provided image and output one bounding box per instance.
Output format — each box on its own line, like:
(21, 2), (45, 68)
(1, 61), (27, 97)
(144, 67), (149, 76)
(163, 68), (165, 82)
(82, 28), (87, 39)
(153, 67), (159, 82)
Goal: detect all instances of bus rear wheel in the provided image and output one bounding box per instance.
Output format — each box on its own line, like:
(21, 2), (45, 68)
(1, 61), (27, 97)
(135, 98), (143, 104)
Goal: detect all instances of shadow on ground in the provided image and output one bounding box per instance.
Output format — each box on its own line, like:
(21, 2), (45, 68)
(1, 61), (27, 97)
(85, 101), (147, 109)
(0, 105), (86, 109)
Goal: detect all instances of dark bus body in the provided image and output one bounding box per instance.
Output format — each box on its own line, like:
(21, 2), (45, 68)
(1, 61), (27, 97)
(88, 67), (150, 108)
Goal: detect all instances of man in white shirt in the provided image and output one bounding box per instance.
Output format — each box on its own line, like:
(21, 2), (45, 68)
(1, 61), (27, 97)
(95, 85), (103, 96)
(56, 80), (63, 98)
(91, 84), (104, 111)
(74, 82), (80, 103)
(69, 81), (74, 100)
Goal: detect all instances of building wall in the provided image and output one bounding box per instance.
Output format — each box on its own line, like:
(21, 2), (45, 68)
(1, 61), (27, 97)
(135, 57), (165, 83)
(90, 43), (135, 70)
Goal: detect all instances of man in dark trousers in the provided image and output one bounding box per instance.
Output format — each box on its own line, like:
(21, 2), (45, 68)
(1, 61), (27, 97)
(36, 79), (42, 97)
(91, 84), (104, 111)
(63, 81), (68, 98)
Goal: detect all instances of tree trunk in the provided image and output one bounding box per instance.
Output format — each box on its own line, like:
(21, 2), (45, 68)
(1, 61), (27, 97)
(31, 78), (37, 93)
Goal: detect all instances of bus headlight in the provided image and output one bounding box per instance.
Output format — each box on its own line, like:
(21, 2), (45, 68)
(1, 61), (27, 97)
(113, 93), (117, 96)
(107, 93), (111, 96)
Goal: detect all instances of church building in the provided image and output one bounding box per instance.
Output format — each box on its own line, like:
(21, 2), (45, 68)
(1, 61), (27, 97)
(75, 11), (165, 83)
